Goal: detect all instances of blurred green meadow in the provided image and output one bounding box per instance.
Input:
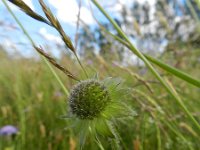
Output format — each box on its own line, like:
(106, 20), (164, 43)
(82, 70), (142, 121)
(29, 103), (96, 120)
(0, 0), (200, 150)
(0, 41), (200, 149)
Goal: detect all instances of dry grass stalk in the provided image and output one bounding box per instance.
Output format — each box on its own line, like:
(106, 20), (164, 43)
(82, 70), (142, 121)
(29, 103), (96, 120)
(7, 0), (87, 79)
(114, 63), (153, 93)
(8, 0), (50, 25)
(34, 46), (79, 81)
(8, 0), (75, 53)
(39, 0), (75, 52)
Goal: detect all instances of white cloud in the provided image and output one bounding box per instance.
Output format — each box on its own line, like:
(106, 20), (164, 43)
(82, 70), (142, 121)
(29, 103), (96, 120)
(47, 0), (156, 26)
(23, 0), (35, 10)
(48, 0), (94, 25)
(118, 0), (134, 5)
(3, 39), (16, 50)
(39, 27), (64, 45)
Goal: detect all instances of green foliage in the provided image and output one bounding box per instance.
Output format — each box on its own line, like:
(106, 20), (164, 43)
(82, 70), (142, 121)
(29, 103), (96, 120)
(0, 42), (200, 149)
(1, 0), (200, 150)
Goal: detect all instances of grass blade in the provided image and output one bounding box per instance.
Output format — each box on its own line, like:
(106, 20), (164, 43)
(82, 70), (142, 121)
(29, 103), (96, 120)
(144, 54), (200, 87)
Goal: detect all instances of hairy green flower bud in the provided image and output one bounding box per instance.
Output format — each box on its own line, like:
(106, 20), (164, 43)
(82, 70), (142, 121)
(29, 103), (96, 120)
(69, 80), (111, 120)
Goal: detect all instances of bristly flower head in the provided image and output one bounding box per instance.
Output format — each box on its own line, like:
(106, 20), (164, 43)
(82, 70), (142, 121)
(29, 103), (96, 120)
(69, 80), (111, 120)
(66, 77), (135, 148)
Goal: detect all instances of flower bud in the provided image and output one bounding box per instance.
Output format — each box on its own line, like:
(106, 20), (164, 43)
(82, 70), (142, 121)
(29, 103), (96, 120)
(69, 80), (111, 120)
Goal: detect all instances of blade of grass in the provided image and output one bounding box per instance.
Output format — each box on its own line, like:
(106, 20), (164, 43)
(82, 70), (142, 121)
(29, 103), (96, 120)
(194, 0), (200, 13)
(34, 46), (79, 81)
(155, 122), (161, 150)
(144, 54), (200, 87)
(7, 0), (51, 26)
(91, 0), (200, 132)
(186, 0), (200, 27)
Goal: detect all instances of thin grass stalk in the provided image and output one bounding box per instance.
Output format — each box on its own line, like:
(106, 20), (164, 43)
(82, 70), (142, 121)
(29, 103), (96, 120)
(116, 64), (153, 93)
(186, 0), (200, 27)
(2, 1), (74, 148)
(34, 46), (79, 81)
(2, 0), (69, 96)
(91, 0), (200, 132)
(7, 0), (51, 25)
(194, 0), (200, 10)
(14, 81), (26, 147)
(6, 0), (88, 79)
(39, 0), (88, 78)
(73, 0), (89, 78)
(75, 0), (82, 50)
(74, 53), (89, 78)
(156, 122), (161, 150)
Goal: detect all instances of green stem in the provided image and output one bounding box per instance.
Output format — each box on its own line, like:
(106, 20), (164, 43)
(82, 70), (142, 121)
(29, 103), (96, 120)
(2, 0), (69, 96)
(74, 53), (88, 79)
(91, 0), (200, 132)
(156, 122), (161, 150)
(95, 136), (105, 150)
(194, 0), (200, 13)
(186, 0), (200, 27)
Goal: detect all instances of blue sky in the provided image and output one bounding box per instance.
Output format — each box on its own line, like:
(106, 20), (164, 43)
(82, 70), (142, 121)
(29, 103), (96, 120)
(0, 0), (122, 57)
(0, 0), (186, 58)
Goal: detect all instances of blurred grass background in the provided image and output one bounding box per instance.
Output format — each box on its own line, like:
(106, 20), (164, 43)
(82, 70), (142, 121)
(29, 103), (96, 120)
(0, 40), (199, 149)
(0, 0), (200, 149)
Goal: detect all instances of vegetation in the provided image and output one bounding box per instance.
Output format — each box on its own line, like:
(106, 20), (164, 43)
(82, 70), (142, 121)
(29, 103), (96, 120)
(0, 0), (200, 149)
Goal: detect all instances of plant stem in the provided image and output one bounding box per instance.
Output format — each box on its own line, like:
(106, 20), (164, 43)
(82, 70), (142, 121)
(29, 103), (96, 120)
(186, 0), (200, 28)
(156, 122), (161, 150)
(95, 135), (105, 150)
(74, 52), (88, 78)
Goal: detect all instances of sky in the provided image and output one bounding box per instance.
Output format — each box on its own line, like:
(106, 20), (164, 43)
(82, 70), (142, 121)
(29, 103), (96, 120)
(0, 0), (120, 57)
(0, 0), (143, 58)
(0, 0), (185, 58)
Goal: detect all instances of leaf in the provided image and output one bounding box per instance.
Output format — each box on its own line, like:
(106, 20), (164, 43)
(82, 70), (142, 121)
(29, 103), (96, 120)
(144, 54), (200, 88)
(95, 119), (115, 138)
